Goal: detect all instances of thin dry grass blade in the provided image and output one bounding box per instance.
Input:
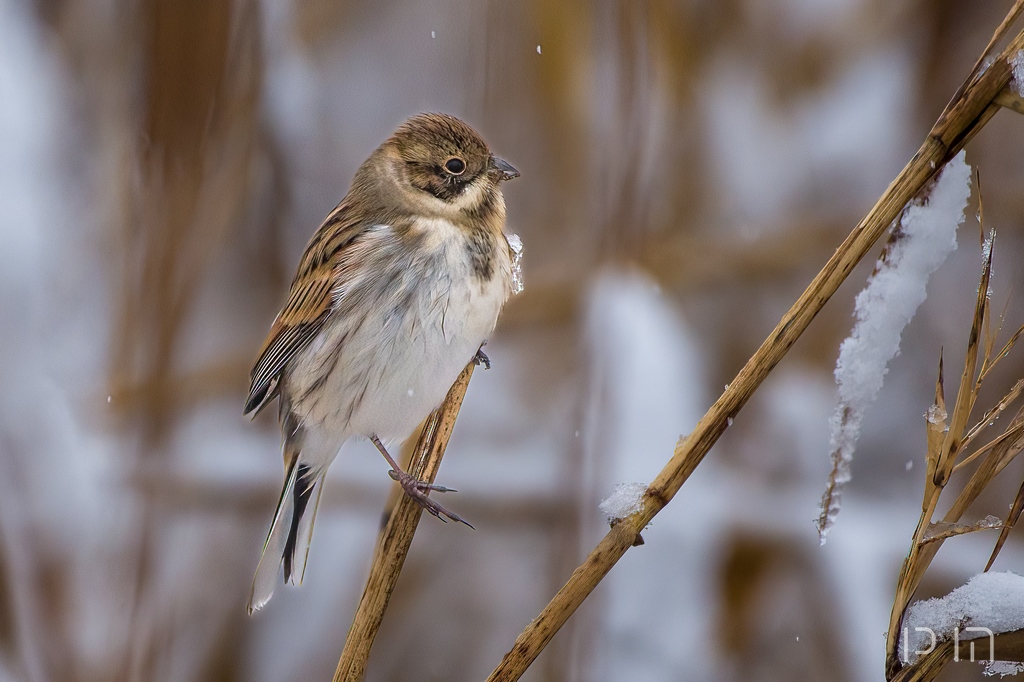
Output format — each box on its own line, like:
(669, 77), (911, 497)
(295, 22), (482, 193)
(920, 515), (1002, 545)
(981, 322), (1024, 380)
(980, 197), (998, 365)
(949, 413), (1024, 523)
(985, 476), (1024, 571)
(968, 0), (1024, 84)
(955, 0), (1024, 123)
(934, 240), (993, 486)
(888, 493), (943, 678)
(958, 378), (1024, 457)
(817, 405), (853, 534)
(925, 353), (947, 487)
(954, 417), (1024, 474)
(985, 274), (1013, 373)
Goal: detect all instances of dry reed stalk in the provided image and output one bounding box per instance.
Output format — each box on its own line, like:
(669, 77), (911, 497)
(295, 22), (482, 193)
(110, 2), (263, 679)
(332, 362), (475, 682)
(986, 478), (1024, 570)
(486, 10), (1024, 681)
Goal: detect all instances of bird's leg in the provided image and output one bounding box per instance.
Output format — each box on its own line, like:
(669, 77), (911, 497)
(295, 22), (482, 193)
(473, 342), (491, 370)
(370, 436), (473, 528)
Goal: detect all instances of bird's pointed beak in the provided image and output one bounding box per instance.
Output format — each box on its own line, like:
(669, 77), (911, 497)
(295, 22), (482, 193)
(491, 156), (520, 181)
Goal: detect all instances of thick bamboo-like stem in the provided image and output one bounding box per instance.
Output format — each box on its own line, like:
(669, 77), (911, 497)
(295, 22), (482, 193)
(332, 363), (475, 682)
(485, 27), (1024, 682)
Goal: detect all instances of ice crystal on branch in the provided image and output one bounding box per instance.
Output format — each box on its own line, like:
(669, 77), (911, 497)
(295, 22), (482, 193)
(507, 233), (524, 295)
(926, 403), (947, 425)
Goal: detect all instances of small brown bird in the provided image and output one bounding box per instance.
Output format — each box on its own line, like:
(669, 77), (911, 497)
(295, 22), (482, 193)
(245, 113), (520, 612)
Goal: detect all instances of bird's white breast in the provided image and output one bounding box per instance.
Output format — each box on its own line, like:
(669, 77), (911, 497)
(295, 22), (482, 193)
(288, 220), (512, 461)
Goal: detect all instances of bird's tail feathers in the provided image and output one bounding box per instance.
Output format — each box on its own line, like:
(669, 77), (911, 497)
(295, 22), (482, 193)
(248, 458), (299, 614)
(283, 465), (325, 586)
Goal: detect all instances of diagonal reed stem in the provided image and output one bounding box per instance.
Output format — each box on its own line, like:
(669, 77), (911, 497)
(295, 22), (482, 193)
(486, 23), (1024, 682)
(332, 362), (475, 682)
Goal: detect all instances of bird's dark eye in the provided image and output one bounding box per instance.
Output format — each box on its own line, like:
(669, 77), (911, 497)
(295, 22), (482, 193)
(444, 157), (466, 175)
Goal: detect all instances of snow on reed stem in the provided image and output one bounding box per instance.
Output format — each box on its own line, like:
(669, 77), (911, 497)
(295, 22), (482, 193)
(599, 483), (648, 523)
(900, 571), (1024, 666)
(816, 152), (973, 543)
(1013, 50), (1024, 96)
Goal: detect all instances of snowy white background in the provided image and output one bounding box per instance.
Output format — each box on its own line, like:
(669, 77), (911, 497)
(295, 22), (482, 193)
(2, 1), (1024, 681)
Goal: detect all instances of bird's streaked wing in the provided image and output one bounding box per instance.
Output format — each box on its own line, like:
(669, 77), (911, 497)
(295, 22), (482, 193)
(244, 202), (365, 415)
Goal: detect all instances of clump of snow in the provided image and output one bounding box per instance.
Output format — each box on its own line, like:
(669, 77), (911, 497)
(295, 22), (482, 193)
(817, 152), (972, 542)
(600, 482), (648, 523)
(985, 661), (1024, 677)
(1011, 51), (1024, 97)
(507, 233), (524, 295)
(901, 572), (1024, 663)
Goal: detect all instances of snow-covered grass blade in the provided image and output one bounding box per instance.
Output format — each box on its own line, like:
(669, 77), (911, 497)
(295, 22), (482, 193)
(816, 152), (972, 543)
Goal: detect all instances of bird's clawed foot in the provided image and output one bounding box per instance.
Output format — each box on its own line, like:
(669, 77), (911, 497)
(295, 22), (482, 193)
(473, 344), (491, 370)
(388, 468), (474, 528)
(372, 435), (473, 527)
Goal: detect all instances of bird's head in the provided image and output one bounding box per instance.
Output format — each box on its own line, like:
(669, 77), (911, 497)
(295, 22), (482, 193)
(383, 113), (518, 218)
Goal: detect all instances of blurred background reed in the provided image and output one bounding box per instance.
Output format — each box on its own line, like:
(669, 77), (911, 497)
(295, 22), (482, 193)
(2, 0), (1024, 680)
